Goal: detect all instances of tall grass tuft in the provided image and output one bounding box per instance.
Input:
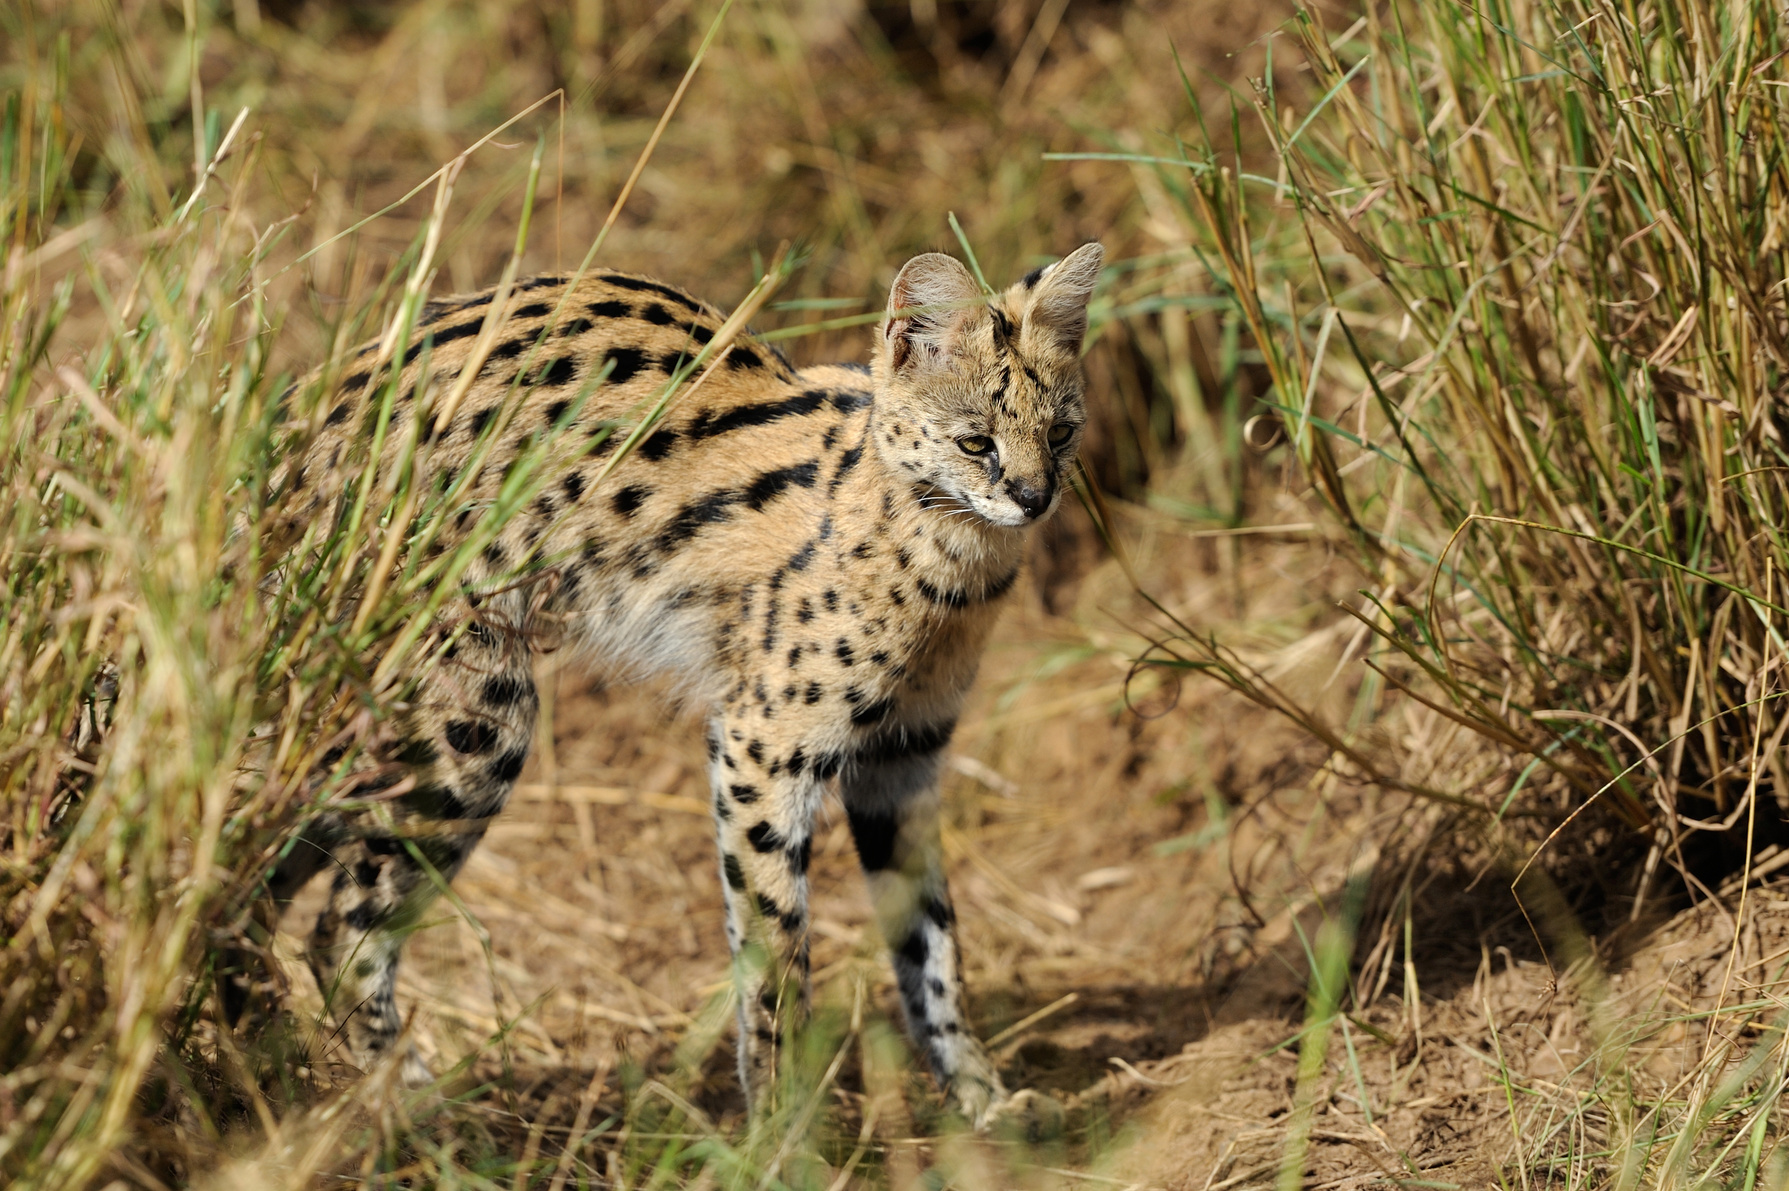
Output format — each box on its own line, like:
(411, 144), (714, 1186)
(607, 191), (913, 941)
(1119, 0), (1789, 891)
(1075, 2), (1789, 1182)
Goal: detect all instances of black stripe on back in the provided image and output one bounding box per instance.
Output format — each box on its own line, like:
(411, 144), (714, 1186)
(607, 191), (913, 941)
(688, 391), (828, 439)
(602, 273), (708, 316)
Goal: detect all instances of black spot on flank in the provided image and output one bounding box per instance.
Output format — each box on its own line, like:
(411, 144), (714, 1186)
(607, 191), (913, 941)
(326, 402), (350, 426)
(601, 346), (647, 385)
(602, 273), (708, 315)
(657, 490), (741, 551)
(823, 590), (839, 613)
(688, 391), (827, 438)
(558, 316), (594, 337)
(445, 719), (497, 756)
(851, 541), (874, 560)
(796, 599), (814, 624)
(687, 323), (714, 344)
(723, 853), (746, 890)
(337, 370), (371, 396)
(889, 586), (907, 606)
(469, 407), (497, 439)
(525, 356), (577, 387)
(365, 834), (403, 855)
(836, 639), (855, 666)
(656, 351), (685, 375)
(488, 748), (527, 783)
(849, 696), (895, 727)
(803, 682), (823, 705)
(822, 425), (839, 450)
(846, 803), (899, 871)
(742, 462), (818, 509)
(842, 361), (871, 374)
(483, 542), (507, 567)
(589, 299), (631, 320)
(520, 274), (565, 290)
(747, 821), (784, 853)
(726, 346), (763, 369)
(562, 472), (585, 502)
(486, 336), (528, 363)
(514, 302), (552, 319)
(639, 428), (679, 461)
(731, 783), (761, 804)
(747, 740), (766, 764)
(544, 400), (570, 426)
(612, 485), (650, 517)
(483, 675), (530, 707)
(641, 302), (676, 326)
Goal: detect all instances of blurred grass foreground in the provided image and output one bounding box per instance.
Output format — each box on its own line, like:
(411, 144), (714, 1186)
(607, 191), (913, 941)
(11, 0), (1789, 1185)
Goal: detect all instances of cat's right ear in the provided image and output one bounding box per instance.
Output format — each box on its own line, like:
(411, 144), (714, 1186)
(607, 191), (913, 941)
(882, 253), (984, 372)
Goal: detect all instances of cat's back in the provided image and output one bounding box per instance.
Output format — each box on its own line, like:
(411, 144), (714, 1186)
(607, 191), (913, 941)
(276, 271), (872, 546)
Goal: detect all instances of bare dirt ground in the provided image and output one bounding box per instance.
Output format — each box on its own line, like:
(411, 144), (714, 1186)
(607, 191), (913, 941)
(261, 503), (1773, 1187)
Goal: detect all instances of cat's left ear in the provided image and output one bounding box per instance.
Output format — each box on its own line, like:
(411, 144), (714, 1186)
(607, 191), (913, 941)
(1017, 242), (1103, 357)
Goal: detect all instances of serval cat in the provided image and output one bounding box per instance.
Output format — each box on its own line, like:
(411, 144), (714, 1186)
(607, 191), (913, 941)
(238, 242), (1104, 1127)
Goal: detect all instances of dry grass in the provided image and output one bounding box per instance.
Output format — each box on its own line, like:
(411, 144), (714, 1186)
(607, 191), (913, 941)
(12, 0), (1789, 1186)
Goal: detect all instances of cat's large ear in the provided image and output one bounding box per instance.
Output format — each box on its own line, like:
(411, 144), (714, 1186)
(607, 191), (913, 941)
(1019, 242), (1103, 356)
(882, 252), (985, 372)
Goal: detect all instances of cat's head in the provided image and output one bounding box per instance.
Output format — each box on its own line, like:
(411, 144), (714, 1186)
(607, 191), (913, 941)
(871, 242), (1103, 528)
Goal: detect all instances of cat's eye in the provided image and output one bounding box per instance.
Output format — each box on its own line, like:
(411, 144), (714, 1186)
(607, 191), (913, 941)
(1047, 423), (1076, 448)
(957, 435), (995, 456)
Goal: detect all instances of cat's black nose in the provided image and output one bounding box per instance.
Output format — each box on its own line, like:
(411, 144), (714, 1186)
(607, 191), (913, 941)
(1007, 479), (1052, 519)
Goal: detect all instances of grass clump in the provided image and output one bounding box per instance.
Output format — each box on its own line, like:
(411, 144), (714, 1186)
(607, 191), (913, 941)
(0, 67), (530, 1191)
(1083, 0), (1789, 1184)
(1128, 0), (1789, 888)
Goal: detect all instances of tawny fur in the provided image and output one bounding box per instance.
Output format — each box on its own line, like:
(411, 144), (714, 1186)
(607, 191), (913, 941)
(240, 243), (1104, 1126)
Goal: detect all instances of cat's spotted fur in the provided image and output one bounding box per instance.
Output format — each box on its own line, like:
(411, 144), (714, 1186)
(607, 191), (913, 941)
(241, 243), (1104, 1125)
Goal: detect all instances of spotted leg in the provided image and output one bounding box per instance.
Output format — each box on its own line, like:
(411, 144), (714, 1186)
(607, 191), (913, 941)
(308, 614), (539, 1085)
(706, 714), (829, 1110)
(840, 731), (1006, 1126)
